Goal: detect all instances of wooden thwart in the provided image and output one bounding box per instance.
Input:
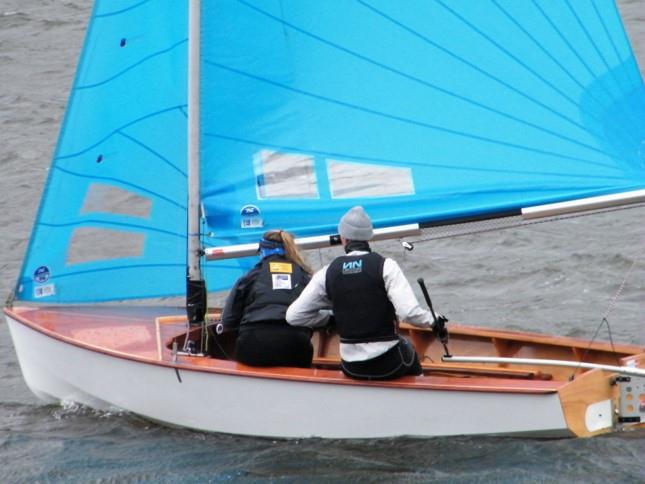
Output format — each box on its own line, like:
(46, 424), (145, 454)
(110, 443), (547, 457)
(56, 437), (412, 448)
(312, 356), (551, 380)
(423, 362), (551, 380)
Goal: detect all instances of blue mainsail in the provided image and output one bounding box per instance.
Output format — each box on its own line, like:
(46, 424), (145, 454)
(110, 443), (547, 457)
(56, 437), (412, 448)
(15, 0), (645, 303)
(200, 0), (645, 241)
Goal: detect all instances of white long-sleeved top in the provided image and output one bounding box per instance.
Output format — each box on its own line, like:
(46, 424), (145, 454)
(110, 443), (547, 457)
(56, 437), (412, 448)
(286, 250), (433, 361)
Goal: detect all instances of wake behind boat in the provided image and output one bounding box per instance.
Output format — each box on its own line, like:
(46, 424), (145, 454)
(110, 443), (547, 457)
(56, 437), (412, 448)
(5, 0), (645, 438)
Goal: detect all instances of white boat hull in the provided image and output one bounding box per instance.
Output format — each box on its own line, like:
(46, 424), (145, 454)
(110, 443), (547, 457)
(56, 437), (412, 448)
(6, 313), (574, 438)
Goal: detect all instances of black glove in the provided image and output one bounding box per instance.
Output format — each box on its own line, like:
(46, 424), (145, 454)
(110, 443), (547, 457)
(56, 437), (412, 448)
(432, 314), (449, 343)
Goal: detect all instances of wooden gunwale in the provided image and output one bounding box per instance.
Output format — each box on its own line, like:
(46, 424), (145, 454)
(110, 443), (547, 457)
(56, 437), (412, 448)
(4, 305), (572, 394)
(400, 322), (644, 354)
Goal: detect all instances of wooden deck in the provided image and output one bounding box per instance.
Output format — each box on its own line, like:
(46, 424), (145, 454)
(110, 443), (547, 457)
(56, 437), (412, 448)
(7, 305), (644, 394)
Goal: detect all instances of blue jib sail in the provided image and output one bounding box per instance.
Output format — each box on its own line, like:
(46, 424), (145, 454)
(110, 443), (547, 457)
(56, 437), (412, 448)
(16, 0), (645, 303)
(15, 0), (250, 303)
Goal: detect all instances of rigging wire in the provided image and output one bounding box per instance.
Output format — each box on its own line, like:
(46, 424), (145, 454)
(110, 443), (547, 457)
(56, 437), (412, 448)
(182, 216), (209, 354)
(198, 217), (236, 361)
(570, 254), (640, 378)
(5, 288), (15, 309)
(200, 215), (209, 354)
(399, 203), (644, 378)
(210, 326), (234, 362)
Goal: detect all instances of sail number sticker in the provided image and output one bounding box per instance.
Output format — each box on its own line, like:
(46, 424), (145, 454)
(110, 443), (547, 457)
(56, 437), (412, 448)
(272, 274), (292, 290)
(34, 284), (56, 299)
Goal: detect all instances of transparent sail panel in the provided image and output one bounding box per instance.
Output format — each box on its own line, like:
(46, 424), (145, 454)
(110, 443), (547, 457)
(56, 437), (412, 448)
(200, 0), (645, 246)
(328, 160), (414, 198)
(66, 228), (145, 265)
(255, 149), (319, 199)
(81, 183), (152, 219)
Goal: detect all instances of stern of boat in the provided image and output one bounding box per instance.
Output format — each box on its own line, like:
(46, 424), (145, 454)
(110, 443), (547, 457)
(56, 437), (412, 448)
(557, 352), (645, 437)
(615, 353), (645, 432)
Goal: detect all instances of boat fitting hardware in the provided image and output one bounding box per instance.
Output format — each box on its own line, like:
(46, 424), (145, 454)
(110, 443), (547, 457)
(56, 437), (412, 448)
(617, 375), (645, 425)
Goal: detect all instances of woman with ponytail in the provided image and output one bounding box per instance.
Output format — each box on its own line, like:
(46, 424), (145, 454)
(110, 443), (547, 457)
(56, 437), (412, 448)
(220, 230), (314, 367)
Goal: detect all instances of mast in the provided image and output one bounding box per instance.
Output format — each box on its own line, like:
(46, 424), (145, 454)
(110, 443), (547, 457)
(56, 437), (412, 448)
(186, 0), (207, 328)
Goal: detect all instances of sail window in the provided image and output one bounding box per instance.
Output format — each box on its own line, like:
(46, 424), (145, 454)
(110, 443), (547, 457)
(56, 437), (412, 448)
(255, 149), (318, 199)
(327, 160), (415, 198)
(81, 183), (152, 219)
(67, 228), (145, 265)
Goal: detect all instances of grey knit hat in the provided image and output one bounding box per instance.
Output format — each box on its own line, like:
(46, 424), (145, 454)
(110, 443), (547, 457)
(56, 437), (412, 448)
(338, 206), (373, 241)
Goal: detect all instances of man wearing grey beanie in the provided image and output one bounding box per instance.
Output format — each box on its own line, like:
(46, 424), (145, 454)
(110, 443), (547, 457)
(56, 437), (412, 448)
(286, 206), (437, 380)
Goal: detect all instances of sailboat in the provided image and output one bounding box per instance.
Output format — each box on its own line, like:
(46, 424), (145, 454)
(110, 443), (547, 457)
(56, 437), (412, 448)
(5, 0), (645, 438)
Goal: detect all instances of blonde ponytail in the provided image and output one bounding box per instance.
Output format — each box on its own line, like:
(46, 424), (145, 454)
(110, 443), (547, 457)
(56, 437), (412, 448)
(263, 230), (312, 274)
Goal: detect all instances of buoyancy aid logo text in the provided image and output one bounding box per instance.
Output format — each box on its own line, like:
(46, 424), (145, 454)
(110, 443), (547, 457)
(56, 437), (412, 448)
(342, 260), (362, 274)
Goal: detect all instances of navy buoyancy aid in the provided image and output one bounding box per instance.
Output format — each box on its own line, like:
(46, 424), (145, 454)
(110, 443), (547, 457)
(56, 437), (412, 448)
(325, 252), (397, 344)
(241, 256), (310, 326)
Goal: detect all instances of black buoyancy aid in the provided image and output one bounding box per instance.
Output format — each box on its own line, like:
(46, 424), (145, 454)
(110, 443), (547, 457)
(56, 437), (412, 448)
(241, 256), (309, 326)
(325, 252), (397, 344)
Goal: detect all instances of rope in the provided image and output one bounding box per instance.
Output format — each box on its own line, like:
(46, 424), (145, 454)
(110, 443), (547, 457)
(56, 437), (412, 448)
(601, 258), (638, 322)
(183, 217), (210, 354)
(200, 216), (209, 354)
(208, 322), (235, 361)
(400, 203), (645, 377)
(571, 255), (639, 376)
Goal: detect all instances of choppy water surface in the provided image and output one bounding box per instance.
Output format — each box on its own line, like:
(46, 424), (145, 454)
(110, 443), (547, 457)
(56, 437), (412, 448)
(1, 1), (645, 482)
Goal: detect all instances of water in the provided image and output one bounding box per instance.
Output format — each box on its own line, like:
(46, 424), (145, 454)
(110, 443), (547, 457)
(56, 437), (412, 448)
(1, 1), (645, 482)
